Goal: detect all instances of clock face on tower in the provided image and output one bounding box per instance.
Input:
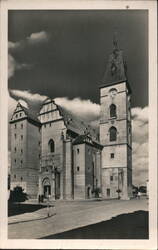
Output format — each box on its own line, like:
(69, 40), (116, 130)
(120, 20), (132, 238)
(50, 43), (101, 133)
(109, 88), (117, 98)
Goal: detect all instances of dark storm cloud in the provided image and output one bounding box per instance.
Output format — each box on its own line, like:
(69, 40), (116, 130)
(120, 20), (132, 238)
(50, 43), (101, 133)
(8, 10), (148, 107)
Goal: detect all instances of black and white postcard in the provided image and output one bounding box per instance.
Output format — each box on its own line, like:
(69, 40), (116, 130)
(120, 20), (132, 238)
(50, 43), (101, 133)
(0, 0), (157, 249)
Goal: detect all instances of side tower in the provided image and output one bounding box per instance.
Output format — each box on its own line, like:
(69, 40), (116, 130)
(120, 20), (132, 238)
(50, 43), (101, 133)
(10, 103), (41, 198)
(99, 37), (132, 199)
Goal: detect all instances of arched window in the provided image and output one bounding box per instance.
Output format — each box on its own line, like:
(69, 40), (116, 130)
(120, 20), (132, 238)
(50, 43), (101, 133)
(48, 139), (55, 153)
(110, 104), (117, 118)
(109, 126), (117, 141)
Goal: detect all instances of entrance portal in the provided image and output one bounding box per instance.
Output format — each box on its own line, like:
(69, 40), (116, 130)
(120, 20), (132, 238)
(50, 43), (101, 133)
(44, 185), (51, 198)
(42, 178), (51, 198)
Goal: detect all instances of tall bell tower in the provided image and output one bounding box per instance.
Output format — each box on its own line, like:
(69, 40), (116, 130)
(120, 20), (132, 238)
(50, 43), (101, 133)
(99, 35), (132, 199)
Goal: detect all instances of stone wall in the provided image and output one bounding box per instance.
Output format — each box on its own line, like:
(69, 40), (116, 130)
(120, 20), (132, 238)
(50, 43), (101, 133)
(73, 144), (85, 199)
(100, 81), (132, 200)
(10, 118), (40, 198)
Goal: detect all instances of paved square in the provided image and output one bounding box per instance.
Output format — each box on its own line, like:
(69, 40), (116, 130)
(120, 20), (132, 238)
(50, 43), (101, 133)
(8, 198), (148, 239)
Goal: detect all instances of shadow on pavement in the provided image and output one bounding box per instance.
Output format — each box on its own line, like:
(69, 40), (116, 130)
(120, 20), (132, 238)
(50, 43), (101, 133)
(40, 210), (148, 239)
(8, 203), (47, 217)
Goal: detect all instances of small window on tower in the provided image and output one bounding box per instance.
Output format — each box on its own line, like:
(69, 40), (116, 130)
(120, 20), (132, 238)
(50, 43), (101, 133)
(48, 139), (55, 153)
(21, 123), (23, 129)
(111, 153), (114, 159)
(14, 134), (17, 139)
(110, 176), (113, 181)
(21, 177), (23, 181)
(77, 166), (80, 172)
(110, 104), (117, 118)
(21, 160), (23, 164)
(77, 148), (80, 154)
(109, 126), (117, 141)
(14, 147), (16, 153)
(16, 114), (18, 118)
(14, 175), (16, 179)
(21, 149), (23, 154)
(15, 124), (17, 129)
(14, 159), (16, 163)
(21, 135), (23, 140)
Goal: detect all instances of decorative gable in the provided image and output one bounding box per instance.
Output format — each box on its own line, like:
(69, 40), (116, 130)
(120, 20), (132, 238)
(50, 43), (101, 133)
(38, 98), (62, 123)
(10, 103), (27, 122)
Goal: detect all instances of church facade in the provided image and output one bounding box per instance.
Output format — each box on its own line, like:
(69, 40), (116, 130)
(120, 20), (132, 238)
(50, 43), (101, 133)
(10, 41), (133, 200)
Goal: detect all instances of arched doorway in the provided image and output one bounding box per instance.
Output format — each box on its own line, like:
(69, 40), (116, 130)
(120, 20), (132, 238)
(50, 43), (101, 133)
(42, 178), (51, 198)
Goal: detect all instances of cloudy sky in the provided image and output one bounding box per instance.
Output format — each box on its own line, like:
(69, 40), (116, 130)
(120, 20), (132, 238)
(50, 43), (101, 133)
(8, 10), (148, 186)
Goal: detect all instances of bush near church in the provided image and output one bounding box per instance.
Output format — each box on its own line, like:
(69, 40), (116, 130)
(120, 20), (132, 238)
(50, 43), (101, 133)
(9, 186), (28, 203)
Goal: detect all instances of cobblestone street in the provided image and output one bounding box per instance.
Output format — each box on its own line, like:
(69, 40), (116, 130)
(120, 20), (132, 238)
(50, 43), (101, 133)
(8, 198), (148, 239)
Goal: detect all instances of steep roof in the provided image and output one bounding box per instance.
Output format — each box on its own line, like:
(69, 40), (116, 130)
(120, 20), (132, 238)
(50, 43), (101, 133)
(101, 49), (127, 86)
(10, 102), (41, 125)
(100, 35), (128, 86)
(57, 105), (99, 143)
(21, 105), (41, 124)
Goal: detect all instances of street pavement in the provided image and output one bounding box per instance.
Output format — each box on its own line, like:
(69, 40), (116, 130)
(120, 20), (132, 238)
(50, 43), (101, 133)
(8, 198), (148, 239)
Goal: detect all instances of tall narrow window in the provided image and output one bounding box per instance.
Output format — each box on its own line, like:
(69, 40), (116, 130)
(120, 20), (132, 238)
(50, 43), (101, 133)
(109, 126), (117, 141)
(48, 139), (55, 153)
(110, 104), (116, 118)
(21, 123), (23, 129)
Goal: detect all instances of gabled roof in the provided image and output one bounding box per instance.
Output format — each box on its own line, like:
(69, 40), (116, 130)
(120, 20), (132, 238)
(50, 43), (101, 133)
(57, 105), (99, 143)
(21, 105), (40, 124)
(10, 102), (41, 125)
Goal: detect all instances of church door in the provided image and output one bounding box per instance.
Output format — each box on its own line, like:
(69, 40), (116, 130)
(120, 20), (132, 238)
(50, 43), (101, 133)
(42, 178), (51, 198)
(44, 185), (51, 198)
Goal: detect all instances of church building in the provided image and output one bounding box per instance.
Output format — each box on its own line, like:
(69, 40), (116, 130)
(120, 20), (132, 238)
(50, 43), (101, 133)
(10, 39), (132, 200)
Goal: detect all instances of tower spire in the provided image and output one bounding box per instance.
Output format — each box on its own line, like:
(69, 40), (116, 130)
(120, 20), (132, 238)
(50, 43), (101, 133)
(101, 34), (127, 85)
